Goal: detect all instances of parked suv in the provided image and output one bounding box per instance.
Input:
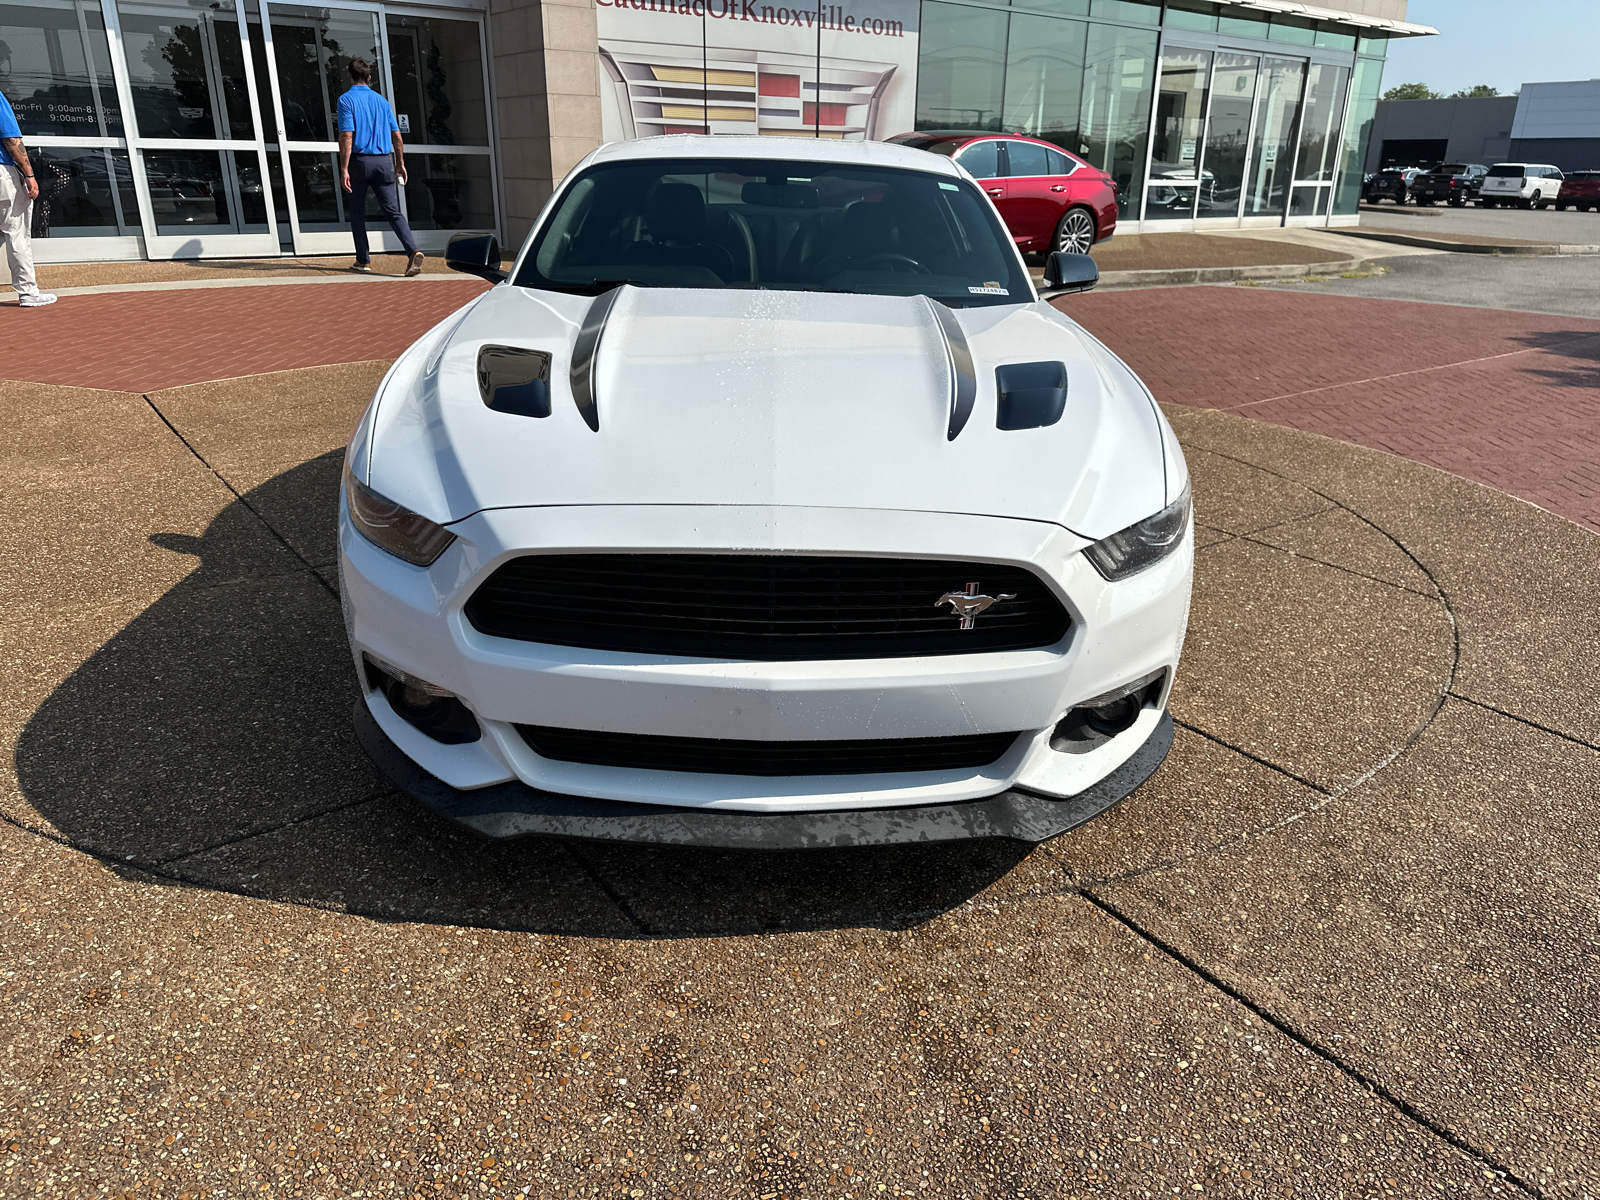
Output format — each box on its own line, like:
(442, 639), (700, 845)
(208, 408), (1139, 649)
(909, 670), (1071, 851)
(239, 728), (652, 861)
(1480, 163), (1566, 209)
(1363, 167), (1420, 205)
(888, 131), (1118, 255)
(1556, 170), (1600, 212)
(1410, 163), (1487, 206)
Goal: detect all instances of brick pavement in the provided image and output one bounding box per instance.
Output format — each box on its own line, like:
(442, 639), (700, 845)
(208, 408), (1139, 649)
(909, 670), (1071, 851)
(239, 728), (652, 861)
(3, 278), (488, 393)
(4, 277), (1597, 532)
(1062, 287), (1600, 533)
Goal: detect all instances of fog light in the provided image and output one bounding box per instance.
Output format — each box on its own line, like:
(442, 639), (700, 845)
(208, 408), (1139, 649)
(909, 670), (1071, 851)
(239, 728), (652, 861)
(1051, 669), (1167, 755)
(363, 655), (481, 745)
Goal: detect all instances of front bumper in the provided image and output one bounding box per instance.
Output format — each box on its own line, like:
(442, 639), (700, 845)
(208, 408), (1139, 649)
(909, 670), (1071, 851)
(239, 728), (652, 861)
(356, 699), (1173, 849)
(341, 501), (1192, 815)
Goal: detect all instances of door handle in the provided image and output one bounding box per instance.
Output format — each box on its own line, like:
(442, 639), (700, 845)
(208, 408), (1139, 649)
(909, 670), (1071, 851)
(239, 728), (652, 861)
(987, 187), (1003, 196)
(1050, 184), (1067, 192)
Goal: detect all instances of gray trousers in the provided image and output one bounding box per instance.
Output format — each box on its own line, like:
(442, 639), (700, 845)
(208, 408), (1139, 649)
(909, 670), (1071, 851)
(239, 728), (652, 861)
(0, 163), (39, 297)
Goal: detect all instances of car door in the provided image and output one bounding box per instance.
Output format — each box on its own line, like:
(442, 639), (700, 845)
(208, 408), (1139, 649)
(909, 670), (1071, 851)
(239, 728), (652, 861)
(989, 139), (1054, 251)
(954, 138), (1008, 217)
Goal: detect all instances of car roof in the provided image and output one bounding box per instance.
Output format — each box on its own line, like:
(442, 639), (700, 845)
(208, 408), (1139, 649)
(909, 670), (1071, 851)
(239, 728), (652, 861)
(585, 134), (961, 177)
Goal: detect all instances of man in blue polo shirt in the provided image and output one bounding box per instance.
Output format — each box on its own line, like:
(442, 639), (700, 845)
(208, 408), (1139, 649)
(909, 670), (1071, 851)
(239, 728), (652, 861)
(0, 85), (57, 307)
(337, 58), (423, 276)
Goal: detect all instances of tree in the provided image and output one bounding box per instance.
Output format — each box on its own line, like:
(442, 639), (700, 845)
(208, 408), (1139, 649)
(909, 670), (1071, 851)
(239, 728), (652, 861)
(1383, 82), (1442, 101)
(1449, 84), (1500, 98)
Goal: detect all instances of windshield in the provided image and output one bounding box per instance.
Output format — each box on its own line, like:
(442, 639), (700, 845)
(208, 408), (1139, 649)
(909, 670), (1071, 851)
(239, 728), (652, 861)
(515, 157), (1032, 308)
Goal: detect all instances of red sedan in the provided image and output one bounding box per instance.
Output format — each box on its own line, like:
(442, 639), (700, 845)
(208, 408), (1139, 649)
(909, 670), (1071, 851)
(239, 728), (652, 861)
(886, 131), (1118, 256)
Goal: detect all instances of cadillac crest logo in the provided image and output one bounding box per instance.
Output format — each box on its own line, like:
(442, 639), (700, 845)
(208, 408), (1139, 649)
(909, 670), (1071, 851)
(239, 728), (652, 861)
(935, 582), (1018, 630)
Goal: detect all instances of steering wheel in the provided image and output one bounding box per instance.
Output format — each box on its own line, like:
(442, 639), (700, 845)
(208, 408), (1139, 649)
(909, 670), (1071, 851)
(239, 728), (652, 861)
(854, 253), (931, 275)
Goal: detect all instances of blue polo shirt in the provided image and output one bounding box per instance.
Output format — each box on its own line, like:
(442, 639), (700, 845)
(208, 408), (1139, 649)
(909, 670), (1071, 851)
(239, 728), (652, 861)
(337, 84), (398, 155)
(0, 90), (20, 167)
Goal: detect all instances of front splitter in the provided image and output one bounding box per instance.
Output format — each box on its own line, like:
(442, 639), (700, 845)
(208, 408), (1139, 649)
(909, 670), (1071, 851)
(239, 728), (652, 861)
(354, 702), (1173, 850)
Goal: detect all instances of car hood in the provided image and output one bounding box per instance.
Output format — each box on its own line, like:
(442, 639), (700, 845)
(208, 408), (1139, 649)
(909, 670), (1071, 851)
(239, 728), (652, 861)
(358, 284), (1169, 539)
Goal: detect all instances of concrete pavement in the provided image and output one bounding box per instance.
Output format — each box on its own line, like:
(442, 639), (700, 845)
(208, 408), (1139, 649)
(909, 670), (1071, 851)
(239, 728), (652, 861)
(3, 267), (1599, 1198)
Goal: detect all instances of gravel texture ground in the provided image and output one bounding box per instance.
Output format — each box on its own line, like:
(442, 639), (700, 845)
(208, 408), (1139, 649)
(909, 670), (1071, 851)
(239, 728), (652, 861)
(2, 301), (1597, 1197)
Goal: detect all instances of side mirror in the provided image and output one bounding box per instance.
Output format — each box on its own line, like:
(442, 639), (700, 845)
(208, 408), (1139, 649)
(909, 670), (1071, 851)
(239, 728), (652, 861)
(445, 233), (507, 283)
(1039, 250), (1098, 299)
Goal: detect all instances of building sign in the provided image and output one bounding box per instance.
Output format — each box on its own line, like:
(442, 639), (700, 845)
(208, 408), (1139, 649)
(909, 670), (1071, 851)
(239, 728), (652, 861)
(597, 0), (920, 143)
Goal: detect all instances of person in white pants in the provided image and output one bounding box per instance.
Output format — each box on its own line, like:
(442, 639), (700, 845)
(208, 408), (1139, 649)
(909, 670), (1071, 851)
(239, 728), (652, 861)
(0, 86), (56, 309)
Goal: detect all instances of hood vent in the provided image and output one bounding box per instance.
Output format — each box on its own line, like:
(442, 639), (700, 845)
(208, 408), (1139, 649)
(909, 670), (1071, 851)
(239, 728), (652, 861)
(995, 361), (1068, 431)
(927, 299), (977, 441)
(569, 286), (625, 431)
(477, 346), (551, 417)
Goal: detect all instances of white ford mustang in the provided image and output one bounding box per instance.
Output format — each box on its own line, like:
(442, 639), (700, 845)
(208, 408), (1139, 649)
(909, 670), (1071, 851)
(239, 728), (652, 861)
(340, 135), (1192, 849)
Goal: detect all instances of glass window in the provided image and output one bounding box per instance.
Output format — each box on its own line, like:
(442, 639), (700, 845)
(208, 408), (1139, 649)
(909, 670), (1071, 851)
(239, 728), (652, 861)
(1218, 9), (1267, 38)
(1289, 184), (1327, 217)
(915, 2), (1007, 132)
(1076, 21), (1155, 218)
(384, 15), (487, 147)
(288, 147), (391, 228)
(269, 3), (381, 142)
(1089, 0), (1157, 23)
(1163, 0), (1217, 32)
(402, 152), (494, 230)
(1004, 139), (1051, 177)
(1013, 0), (1088, 13)
(1246, 56), (1305, 216)
(116, 0), (257, 139)
(1314, 24), (1357, 51)
(955, 138), (1001, 178)
(1357, 33), (1388, 58)
(1002, 15), (1086, 140)
(1268, 15), (1316, 44)
(1334, 57), (1384, 215)
(0, 0), (123, 136)
(1146, 46), (1209, 222)
(519, 157), (1032, 307)
(32, 146), (138, 236)
(142, 147), (269, 234)
(1295, 62), (1348, 182)
(1045, 147), (1076, 174)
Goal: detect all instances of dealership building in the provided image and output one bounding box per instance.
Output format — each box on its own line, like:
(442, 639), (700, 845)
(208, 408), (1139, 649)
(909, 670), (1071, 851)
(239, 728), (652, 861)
(1367, 79), (1600, 175)
(10, 0), (1430, 262)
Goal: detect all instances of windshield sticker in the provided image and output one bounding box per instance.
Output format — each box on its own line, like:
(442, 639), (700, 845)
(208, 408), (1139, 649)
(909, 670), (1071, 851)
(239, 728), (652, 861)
(939, 182), (959, 191)
(969, 283), (1009, 296)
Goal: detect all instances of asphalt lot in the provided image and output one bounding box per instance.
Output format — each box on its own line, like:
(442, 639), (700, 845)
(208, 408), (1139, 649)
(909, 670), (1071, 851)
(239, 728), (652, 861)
(1360, 198), (1600, 241)
(4, 276), (1600, 1197)
(1268, 251), (1600, 320)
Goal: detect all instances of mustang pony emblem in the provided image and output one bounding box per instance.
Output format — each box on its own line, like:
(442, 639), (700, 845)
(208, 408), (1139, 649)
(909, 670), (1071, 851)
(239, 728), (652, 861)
(935, 582), (1018, 630)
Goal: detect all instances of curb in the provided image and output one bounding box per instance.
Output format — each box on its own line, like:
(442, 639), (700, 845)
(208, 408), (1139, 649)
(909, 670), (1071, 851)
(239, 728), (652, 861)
(1089, 256), (1387, 289)
(1327, 227), (1600, 256)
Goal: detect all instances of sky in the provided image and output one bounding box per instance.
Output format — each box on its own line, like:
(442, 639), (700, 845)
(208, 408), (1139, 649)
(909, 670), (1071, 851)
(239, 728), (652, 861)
(1384, 0), (1600, 96)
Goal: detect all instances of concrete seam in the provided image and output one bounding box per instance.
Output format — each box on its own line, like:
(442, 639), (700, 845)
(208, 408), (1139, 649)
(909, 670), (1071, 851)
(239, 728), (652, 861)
(556, 840), (652, 935)
(1236, 534), (1438, 597)
(1079, 442), (1462, 891)
(153, 789), (397, 866)
(141, 392), (340, 602)
(1213, 329), (1600, 414)
(1449, 692), (1600, 754)
(1172, 720), (1331, 795)
(1079, 890), (1548, 1199)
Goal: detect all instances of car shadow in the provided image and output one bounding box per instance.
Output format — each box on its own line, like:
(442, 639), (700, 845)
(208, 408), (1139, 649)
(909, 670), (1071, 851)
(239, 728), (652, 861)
(13, 454), (1039, 939)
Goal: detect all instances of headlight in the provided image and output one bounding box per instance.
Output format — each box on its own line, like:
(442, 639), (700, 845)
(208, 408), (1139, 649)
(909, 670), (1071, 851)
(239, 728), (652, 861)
(1083, 487), (1191, 580)
(343, 464), (456, 567)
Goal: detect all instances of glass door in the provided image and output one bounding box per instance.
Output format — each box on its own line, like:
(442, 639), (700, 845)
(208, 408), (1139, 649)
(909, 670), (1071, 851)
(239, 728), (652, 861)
(1143, 46), (1210, 222)
(1197, 52), (1257, 219)
(261, 0), (388, 256)
(1243, 56), (1305, 220)
(1289, 62), (1349, 217)
(109, 0), (280, 255)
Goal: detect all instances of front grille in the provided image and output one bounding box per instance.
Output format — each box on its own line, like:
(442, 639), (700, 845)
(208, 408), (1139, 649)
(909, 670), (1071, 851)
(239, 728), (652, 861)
(517, 725), (1022, 776)
(464, 554), (1070, 660)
